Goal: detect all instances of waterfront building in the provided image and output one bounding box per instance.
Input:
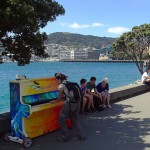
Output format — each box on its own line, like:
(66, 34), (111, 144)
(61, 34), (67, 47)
(59, 49), (88, 60)
(44, 44), (112, 61)
(87, 50), (101, 59)
(70, 50), (88, 60)
(59, 50), (71, 60)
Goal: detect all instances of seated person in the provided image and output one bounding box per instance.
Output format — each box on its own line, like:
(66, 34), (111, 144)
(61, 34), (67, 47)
(86, 76), (102, 111)
(96, 77), (111, 108)
(141, 67), (150, 85)
(80, 78), (93, 113)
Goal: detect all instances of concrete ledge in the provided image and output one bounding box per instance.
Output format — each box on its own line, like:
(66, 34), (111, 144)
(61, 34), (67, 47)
(0, 112), (11, 135)
(110, 83), (150, 103)
(0, 83), (150, 136)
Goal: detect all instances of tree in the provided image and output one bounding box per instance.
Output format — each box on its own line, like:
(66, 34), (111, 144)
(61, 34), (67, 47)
(0, 0), (65, 65)
(112, 24), (150, 74)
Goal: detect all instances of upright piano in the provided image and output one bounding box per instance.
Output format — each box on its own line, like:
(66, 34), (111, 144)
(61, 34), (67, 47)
(10, 77), (69, 139)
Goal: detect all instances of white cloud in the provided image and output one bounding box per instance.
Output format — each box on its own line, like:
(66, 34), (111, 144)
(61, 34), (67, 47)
(107, 26), (130, 34)
(68, 22), (90, 29)
(60, 22), (104, 29)
(92, 23), (104, 27)
(60, 22), (67, 27)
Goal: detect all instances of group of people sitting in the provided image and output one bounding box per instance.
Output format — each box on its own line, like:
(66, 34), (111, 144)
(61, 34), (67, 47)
(142, 66), (150, 85)
(54, 73), (110, 142)
(80, 76), (111, 114)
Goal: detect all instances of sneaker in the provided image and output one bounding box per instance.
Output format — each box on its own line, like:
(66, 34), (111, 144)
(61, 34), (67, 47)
(107, 105), (111, 108)
(101, 105), (106, 109)
(57, 136), (70, 142)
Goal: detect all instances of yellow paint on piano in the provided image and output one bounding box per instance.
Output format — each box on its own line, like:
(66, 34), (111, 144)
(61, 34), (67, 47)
(23, 102), (64, 138)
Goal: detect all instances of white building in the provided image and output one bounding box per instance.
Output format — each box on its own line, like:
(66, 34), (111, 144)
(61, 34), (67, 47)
(59, 49), (88, 60)
(71, 50), (88, 60)
(45, 44), (89, 60)
(59, 50), (71, 60)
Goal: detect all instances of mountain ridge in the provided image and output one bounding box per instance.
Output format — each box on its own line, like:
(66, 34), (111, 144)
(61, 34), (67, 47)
(46, 32), (116, 49)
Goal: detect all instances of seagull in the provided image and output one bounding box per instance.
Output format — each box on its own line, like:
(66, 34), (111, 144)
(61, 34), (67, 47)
(16, 74), (26, 80)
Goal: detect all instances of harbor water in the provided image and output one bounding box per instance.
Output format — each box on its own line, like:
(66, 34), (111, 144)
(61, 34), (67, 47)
(0, 62), (141, 113)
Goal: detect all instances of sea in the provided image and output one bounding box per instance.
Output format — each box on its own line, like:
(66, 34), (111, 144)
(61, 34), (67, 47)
(0, 61), (142, 114)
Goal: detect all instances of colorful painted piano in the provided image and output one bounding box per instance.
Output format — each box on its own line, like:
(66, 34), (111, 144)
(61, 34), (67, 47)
(9, 77), (68, 147)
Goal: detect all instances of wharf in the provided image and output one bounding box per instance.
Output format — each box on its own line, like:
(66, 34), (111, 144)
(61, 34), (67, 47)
(60, 59), (144, 63)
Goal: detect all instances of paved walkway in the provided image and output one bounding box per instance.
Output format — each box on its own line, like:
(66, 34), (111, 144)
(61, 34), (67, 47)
(1, 92), (150, 150)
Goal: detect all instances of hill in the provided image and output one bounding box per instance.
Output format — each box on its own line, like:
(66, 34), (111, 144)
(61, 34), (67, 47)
(46, 32), (115, 49)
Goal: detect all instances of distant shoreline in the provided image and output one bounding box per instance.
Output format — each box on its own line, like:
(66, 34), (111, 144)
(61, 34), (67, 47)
(60, 59), (144, 63)
(1, 59), (144, 63)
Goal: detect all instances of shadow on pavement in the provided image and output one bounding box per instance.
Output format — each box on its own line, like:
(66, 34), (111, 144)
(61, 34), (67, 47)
(1, 103), (150, 150)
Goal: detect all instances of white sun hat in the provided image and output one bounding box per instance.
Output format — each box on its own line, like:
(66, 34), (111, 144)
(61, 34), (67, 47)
(102, 77), (108, 83)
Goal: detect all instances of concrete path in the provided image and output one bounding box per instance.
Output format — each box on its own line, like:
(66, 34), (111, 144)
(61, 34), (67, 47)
(1, 92), (150, 150)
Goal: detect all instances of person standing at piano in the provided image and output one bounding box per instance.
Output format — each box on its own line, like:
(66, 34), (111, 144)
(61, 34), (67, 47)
(55, 73), (86, 142)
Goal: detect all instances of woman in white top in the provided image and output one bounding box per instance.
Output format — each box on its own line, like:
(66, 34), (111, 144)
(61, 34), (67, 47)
(141, 67), (150, 84)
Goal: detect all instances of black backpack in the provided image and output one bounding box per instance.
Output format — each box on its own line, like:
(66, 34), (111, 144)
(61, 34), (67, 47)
(63, 81), (83, 103)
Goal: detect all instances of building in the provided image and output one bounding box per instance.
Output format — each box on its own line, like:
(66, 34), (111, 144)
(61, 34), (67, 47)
(59, 50), (71, 60)
(70, 50), (88, 60)
(87, 50), (101, 59)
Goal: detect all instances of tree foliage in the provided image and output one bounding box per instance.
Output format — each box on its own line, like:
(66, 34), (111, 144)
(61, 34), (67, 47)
(0, 0), (65, 65)
(112, 24), (150, 74)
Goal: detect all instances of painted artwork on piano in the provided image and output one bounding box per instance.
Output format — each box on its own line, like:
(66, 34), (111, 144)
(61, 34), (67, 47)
(10, 82), (30, 139)
(10, 77), (66, 139)
(21, 77), (59, 97)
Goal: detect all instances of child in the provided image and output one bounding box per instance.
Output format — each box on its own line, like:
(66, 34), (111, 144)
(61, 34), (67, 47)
(80, 79), (94, 113)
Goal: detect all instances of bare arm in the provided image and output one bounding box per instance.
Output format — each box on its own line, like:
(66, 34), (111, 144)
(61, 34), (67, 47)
(86, 89), (94, 95)
(94, 88), (99, 94)
(58, 90), (63, 101)
(55, 90), (63, 102)
(87, 88), (100, 97)
(144, 75), (150, 79)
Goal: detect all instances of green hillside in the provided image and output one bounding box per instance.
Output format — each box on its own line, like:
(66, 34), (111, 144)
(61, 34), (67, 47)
(46, 32), (115, 49)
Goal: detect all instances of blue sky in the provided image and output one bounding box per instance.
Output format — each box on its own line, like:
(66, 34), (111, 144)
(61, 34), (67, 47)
(41, 0), (150, 38)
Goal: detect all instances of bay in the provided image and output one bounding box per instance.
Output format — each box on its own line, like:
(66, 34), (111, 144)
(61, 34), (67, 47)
(0, 62), (141, 113)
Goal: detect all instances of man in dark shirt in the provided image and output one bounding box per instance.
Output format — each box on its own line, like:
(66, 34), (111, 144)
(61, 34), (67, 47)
(86, 77), (102, 111)
(96, 77), (111, 108)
